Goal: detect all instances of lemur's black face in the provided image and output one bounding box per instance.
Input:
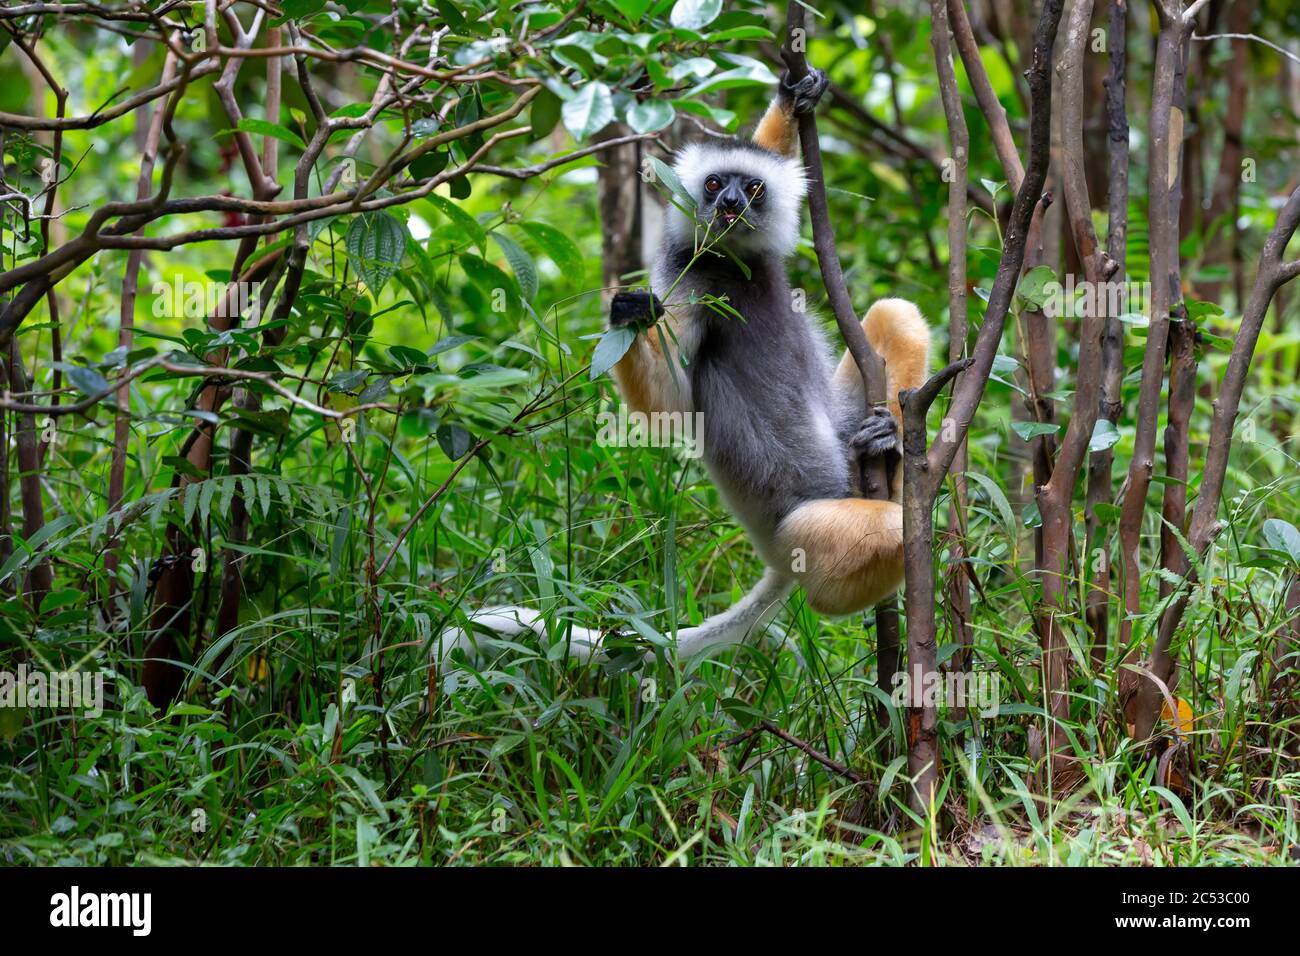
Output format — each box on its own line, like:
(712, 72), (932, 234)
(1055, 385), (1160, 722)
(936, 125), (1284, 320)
(701, 171), (766, 233)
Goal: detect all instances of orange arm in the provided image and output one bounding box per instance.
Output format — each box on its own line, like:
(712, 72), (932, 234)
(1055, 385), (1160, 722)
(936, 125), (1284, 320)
(752, 69), (829, 156)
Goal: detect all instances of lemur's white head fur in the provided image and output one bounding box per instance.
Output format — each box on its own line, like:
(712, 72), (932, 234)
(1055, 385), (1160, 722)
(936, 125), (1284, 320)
(666, 140), (807, 259)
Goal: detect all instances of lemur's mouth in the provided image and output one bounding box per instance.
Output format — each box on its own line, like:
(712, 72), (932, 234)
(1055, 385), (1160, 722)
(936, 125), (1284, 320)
(718, 210), (740, 227)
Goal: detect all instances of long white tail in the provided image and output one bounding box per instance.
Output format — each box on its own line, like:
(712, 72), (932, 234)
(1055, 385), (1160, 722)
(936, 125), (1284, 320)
(670, 569), (794, 658)
(434, 570), (794, 665)
(432, 606), (605, 663)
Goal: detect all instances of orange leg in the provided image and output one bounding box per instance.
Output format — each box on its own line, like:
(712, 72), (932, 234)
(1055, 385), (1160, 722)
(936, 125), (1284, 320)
(775, 498), (905, 615)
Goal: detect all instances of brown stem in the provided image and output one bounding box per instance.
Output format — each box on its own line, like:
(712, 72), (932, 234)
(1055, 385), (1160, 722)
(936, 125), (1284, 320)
(1199, 0), (1256, 305)
(1134, 184), (1300, 740)
(902, 0), (1065, 813)
(924, 0), (1063, 491)
(1084, 0), (1131, 663)
(1156, 318), (1197, 610)
(1117, 5), (1192, 688)
(1034, 0), (1114, 775)
(6, 343), (53, 611)
(947, 0), (1025, 192)
(931, 0), (974, 709)
(778, 5), (887, 424)
(107, 49), (177, 583)
(778, 1), (902, 697)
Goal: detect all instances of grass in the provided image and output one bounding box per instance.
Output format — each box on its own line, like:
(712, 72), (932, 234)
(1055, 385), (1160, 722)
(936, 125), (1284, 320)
(2, 331), (1297, 866)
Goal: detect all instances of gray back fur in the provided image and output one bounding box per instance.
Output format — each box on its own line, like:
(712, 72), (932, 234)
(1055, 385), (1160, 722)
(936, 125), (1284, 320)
(652, 241), (860, 565)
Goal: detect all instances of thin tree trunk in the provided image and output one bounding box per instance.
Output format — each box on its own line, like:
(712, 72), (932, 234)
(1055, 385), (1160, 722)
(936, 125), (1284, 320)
(1134, 183), (1300, 740)
(106, 49), (176, 586)
(904, 0), (1066, 814)
(596, 121), (644, 294)
(1200, 0), (1255, 306)
(6, 343), (53, 610)
(1036, 0), (1111, 778)
(933, 0), (973, 716)
(1084, 0), (1130, 663)
(1117, 5), (1192, 703)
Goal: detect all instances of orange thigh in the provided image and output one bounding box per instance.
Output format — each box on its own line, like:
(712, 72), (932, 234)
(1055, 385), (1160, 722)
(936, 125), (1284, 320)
(775, 498), (905, 615)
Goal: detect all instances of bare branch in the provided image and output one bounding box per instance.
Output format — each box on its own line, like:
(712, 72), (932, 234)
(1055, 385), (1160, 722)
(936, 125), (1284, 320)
(1192, 31), (1300, 67)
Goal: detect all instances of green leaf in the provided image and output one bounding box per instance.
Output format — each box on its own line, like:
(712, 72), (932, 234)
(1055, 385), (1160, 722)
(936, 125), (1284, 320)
(327, 369), (369, 392)
(648, 157), (694, 212)
(411, 117), (440, 138)
(492, 232), (538, 301)
(0, 707), (25, 742)
(966, 471), (1015, 531)
(1011, 420), (1061, 442)
(424, 194), (485, 252)
(1088, 418), (1120, 453)
(685, 64), (776, 98)
(410, 149), (449, 180)
(258, 476), (272, 518)
(518, 221), (584, 279)
(63, 364), (111, 399)
(1185, 297), (1225, 322)
(589, 325), (636, 381)
(670, 58), (717, 81)
(1015, 264), (1057, 311)
(616, 0), (654, 22)
(1263, 518), (1300, 566)
(562, 82), (614, 141)
(460, 254), (519, 309)
(345, 212), (409, 296)
(1091, 502), (1121, 525)
(706, 26), (774, 41)
(433, 0), (467, 32)
(670, 0), (722, 30)
(387, 345), (432, 372)
(448, 175), (471, 200)
(429, 334), (478, 356)
(552, 42), (598, 78)
(184, 482), (200, 526)
(437, 423), (474, 460)
(359, 375), (391, 404)
(671, 98), (738, 132)
(626, 100), (676, 134)
(235, 117), (306, 150)
(282, 0), (326, 17)
(530, 90), (562, 139)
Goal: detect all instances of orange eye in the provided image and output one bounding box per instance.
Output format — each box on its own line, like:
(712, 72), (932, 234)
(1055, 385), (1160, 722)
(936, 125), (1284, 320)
(705, 177), (721, 193)
(747, 180), (764, 198)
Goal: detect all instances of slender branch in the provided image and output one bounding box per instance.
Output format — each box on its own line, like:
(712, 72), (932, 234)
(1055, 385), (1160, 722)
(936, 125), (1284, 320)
(1084, 0), (1131, 657)
(1117, 3), (1194, 662)
(947, 0), (1024, 192)
(1033, 0), (1113, 772)
(106, 47), (177, 581)
(1192, 31), (1300, 67)
(473, 132), (658, 179)
(901, 0), (1065, 815)
(1138, 184), (1300, 736)
(778, 3), (888, 428)
(923, 0), (1064, 491)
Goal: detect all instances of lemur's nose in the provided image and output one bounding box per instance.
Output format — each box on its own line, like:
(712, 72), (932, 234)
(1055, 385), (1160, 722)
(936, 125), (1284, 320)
(718, 185), (744, 209)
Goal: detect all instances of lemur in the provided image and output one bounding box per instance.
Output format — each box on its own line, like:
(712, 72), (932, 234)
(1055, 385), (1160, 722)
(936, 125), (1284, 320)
(438, 70), (931, 663)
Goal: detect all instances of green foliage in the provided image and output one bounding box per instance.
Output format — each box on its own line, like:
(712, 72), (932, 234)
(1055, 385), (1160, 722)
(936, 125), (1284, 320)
(1, 0), (1298, 868)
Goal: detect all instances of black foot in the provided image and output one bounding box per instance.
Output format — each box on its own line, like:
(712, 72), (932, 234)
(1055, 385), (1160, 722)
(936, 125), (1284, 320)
(781, 68), (829, 115)
(609, 291), (663, 329)
(850, 405), (901, 462)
